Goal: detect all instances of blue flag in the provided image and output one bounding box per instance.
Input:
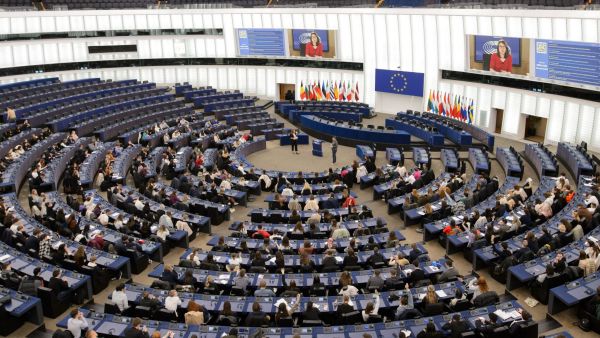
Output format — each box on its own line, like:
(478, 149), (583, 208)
(375, 69), (424, 97)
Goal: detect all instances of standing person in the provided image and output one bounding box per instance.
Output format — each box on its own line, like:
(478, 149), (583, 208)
(290, 129), (299, 154)
(331, 137), (338, 164)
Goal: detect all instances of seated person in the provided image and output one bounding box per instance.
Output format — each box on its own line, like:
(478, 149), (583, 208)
(48, 269), (71, 302)
(254, 280), (275, 297)
(366, 269), (384, 291)
(442, 314), (470, 338)
(245, 302), (270, 326)
(335, 295), (355, 316)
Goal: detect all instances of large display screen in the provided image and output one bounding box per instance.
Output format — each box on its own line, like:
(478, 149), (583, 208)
(288, 29), (336, 59)
(236, 28), (336, 59)
(468, 35), (530, 76)
(474, 35), (522, 66)
(237, 28), (286, 57)
(534, 39), (600, 87)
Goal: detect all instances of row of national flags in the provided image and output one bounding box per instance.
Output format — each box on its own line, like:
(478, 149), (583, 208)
(427, 89), (475, 124)
(299, 80), (360, 102)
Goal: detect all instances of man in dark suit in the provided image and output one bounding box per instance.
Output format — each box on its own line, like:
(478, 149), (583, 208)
(366, 247), (385, 267)
(160, 265), (179, 286)
(336, 295), (355, 316)
(442, 314), (471, 338)
(474, 312), (502, 336)
(321, 249), (338, 269)
(123, 317), (150, 338)
(513, 239), (533, 263)
(24, 228), (41, 253)
(508, 309), (533, 335)
(408, 243), (423, 264)
(48, 269), (71, 301)
(408, 266), (426, 287)
(322, 194), (339, 210)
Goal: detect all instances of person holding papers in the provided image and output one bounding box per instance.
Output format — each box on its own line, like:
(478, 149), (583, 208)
(274, 293), (301, 325)
(508, 309), (533, 334)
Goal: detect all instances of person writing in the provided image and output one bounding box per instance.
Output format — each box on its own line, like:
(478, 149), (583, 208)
(305, 32), (324, 58)
(489, 39), (512, 73)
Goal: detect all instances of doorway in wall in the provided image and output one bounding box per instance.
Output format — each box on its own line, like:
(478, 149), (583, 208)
(494, 109), (504, 134)
(524, 115), (548, 143)
(278, 83), (296, 101)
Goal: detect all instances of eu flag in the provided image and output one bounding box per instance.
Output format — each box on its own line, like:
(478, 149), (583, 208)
(375, 69), (424, 97)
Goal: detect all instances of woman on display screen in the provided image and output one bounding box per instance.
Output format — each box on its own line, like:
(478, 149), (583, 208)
(305, 32), (324, 58)
(489, 39), (513, 73)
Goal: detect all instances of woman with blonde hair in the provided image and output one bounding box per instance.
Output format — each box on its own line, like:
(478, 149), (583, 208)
(423, 285), (438, 305)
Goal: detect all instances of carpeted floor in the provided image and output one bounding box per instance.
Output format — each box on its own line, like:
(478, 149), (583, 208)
(15, 105), (591, 338)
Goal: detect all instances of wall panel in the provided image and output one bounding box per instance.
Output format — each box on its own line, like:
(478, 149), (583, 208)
(561, 102), (579, 143)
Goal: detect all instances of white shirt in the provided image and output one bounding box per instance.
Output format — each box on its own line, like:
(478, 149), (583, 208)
(259, 174), (271, 189)
(165, 295), (182, 313)
(187, 253), (201, 266)
(339, 285), (359, 297)
(157, 229), (170, 241)
(356, 166), (368, 183)
(395, 166), (407, 177)
(134, 199), (145, 211)
(10, 223), (20, 234)
(304, 199), (320, 211)
(159, 214), (174, 229)
(112, 290), (129, 312)
(67, 317), (88, 338)
(586, 195), (599, 208)
(98, 213), (109, 226)
(176, 220), (193, 236)
(281, 188), (294, 197)
(220, 180), (232, 190)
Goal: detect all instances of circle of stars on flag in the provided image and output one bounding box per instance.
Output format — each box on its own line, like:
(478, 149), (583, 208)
(389, 73), (408, 93)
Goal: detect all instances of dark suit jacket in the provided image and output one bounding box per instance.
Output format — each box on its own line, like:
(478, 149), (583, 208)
(442, 320), (471, 338)
(161, 270), (179, 285)
(48, 277), (69, 295)
(123, 327), (150, 338)
(343, 255), (359, 267)
(336, 303), (354, 316)
(409, 268), (426, 285)
(245, 311), (268, 326)
(24, 235), (39, 252)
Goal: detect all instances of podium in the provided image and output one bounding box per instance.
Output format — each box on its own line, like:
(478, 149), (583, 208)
(312, 140), (323, 157)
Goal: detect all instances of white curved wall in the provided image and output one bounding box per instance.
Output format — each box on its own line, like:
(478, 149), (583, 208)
(1, 8), (600, 149)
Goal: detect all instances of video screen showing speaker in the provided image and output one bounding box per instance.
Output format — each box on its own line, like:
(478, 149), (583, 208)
(288, 29), (337, 59)
(236, 28), (287, 57)
(468, 35), (530, 76)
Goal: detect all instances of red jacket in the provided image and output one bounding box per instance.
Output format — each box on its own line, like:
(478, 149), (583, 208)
(305, 43), (323, 57)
